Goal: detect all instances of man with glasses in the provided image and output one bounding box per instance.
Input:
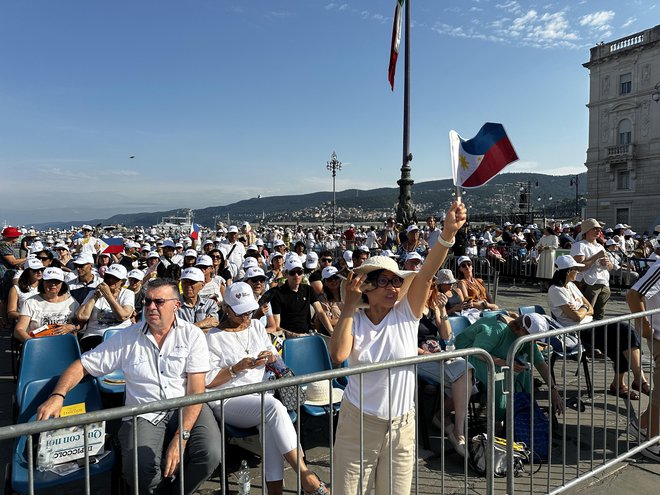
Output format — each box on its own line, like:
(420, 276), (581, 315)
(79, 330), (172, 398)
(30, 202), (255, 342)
(37, 278), (222, 495)
(67, 252), (102, 305)
(178, 267), (219, 333)
(571, 218), (612, 320)
(270, 257), (333, 337)
(309, 250), (334, 295)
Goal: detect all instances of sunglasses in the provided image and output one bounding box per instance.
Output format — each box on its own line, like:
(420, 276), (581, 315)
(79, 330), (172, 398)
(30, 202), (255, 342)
(288, 269), (304, 276)
(43, 279), (63, 284)
(320, 258), (333, 263)
(460, 262), (472, 268)
(325, 276), (341, 283)
(211, 255), (222, 259)
(36, 257), (50, 261)
(231, 308), (254, 318)
(373, 276), (404, 288)
(247, 277), (266, 284)
(144, 297), (178, 307)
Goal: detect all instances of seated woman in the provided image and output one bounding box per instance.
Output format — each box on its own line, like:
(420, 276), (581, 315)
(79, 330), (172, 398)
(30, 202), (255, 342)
(436, 269), (465, 316)
(14, 267), (81, 342)
(455, 313), (563, 423)
(75, 264), (135, 352)
(417, 286), (474, 457)
(314, 266), (342, 335)
(548, 255), (649, 398)
(456, 256), (499, 320)
(206, 283), (329, 495)
(6, 259), (43, 322)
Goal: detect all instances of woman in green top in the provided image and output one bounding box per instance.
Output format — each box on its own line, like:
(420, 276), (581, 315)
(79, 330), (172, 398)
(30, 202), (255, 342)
(455, 313), (564, 421)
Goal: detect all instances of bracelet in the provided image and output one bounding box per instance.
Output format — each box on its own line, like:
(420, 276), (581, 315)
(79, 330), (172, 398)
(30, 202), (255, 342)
(49, 392), (66, 400)
(228, 366), (237, 379)
(439, 314), (449, 321)
(436, 236), (455, 248)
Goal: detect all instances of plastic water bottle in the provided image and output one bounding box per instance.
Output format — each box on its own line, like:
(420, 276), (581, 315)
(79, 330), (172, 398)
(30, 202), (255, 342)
(444, 336), (456, 353)
(237, 459), (251, 494)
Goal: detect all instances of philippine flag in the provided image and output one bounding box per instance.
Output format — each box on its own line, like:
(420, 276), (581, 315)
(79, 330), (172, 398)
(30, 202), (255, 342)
(101, 237), (125, 255)
(189, 223), (200, 240)
(449, 123), (518, 189)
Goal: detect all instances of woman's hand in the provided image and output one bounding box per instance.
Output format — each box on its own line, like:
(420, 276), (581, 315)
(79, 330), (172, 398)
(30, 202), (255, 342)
(442, 200), (467, 237)
(342, 271), (369, 310)
(233, 355), (267, 373)
(96, 282), (112, 299)
(436, 292), (448, 309)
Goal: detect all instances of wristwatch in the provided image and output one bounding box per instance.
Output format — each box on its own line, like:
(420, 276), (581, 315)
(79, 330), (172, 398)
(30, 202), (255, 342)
(181, 429), (191, 441)
(228, 366), (237, 379)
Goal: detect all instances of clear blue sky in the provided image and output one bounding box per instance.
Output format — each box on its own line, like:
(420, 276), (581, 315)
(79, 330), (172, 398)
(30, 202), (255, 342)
(0, 0), (654, 225)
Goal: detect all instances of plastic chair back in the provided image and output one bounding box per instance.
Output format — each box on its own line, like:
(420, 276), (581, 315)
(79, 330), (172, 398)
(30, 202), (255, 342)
(16, 334), (81, 410)
(448, 315), (472, 338)
(519, 305), (546, 315)
(282, 335), (333, 376)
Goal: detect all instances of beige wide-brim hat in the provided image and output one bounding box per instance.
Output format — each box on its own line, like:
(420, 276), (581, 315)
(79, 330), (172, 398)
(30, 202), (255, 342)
(340, 255), (417, 309)
(304, 380), (344, 406)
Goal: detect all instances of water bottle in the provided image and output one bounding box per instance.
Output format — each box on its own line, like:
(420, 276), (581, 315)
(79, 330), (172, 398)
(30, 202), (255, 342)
(237, 459), (251, 494)
(444, 336), (456, 353)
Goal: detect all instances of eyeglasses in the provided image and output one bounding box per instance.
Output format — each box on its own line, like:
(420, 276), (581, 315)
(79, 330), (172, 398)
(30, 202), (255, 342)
(144, 297), (178, 307)
(320, 258), (333, 263)
(373, 276), (404, 288)
(288, 269), (304, 276)
(247, 278), (266, 284)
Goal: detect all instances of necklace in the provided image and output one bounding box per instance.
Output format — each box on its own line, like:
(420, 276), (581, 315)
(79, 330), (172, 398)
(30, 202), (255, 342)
(233, 327), (251, 355)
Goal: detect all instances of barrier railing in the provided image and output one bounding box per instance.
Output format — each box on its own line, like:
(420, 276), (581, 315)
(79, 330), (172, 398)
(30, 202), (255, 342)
(505, 308), (660, 494)
(2, 348), (497, 495)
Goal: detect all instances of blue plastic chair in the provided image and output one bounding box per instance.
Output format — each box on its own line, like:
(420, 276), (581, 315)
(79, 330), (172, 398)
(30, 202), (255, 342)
(480, 309), (509, 318)
(15, 334), (81, 412)
(282, 335), (342, 418)
(447, 315), (472, 338)
(12, 375), (115, 495)
(96, 328), (127, 395)
(519, 305), (546, 315)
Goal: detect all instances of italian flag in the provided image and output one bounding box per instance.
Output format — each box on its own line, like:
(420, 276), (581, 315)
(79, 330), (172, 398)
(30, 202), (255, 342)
(388, 0), (404, 91)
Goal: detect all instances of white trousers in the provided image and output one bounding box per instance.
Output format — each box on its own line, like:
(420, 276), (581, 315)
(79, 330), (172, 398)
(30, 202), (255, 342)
(211, 393), (298, 481)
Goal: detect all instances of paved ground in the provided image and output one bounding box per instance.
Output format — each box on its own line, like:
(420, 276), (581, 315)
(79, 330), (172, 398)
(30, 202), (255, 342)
(1, 279), (659, 494)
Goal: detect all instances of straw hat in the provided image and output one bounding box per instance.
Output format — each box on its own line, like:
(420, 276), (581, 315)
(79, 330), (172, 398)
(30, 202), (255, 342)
(304, 380), (344, 406)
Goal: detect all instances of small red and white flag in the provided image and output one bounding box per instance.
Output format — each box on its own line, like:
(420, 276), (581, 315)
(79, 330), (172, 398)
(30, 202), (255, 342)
(388, 0), (404, 91)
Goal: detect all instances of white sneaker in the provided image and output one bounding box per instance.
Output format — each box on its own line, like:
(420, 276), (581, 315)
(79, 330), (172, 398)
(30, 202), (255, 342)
(640, 443), (660, 462)
(628, 420), (647, 440)
(447, 427), (466, 457)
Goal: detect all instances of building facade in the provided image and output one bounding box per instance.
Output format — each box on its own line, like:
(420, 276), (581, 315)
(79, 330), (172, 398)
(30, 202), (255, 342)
(583, 25), (660, 234)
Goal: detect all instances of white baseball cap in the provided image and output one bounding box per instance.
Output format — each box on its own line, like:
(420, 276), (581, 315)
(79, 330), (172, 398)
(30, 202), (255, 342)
(180, 267), (205, 283)
(245, 267), (267, 280)
(74, 252), (95, 265)
(42, 267), (65, 282)
(406, 225), (419, 233)
(24, 258), (44, 271)
(521, 313), (549, 335)
(322, 266), (339, 279)
(224, 282), (259, 315)
(269, 251), (284, 263)
(227, 225), (239, 233)
(284, 256), (303, 272)
(104, 264), (128, 280)
(195, 254), (213, 267)
(184, 249), (198, 258)
(343, 250), (353, 268)
(554, 255), (585, 270)
(127, 269), (145, 281)
(305, 251), (319, 269)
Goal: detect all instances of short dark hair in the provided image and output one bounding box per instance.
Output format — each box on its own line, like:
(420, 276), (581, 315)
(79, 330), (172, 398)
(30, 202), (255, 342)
(37, 279), (69, 297)
(145, 278), (180, 299)
(550, 267), (571, 288)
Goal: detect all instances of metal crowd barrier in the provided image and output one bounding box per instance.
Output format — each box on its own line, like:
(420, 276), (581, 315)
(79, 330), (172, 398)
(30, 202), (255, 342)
(1, 348), (496, 495)
(505, 308), (660, 494)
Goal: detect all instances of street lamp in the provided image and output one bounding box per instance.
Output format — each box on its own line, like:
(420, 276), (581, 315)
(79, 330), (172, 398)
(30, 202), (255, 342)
(569, 175), (580, 218)
(326, 151), (342, 230)
(653, 82), (660, 102)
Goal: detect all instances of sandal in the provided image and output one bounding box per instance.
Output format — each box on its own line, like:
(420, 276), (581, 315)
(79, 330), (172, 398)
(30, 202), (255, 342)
(632, 381), (651, 396)
(303, 472), (330, 495)
(608, 384), (640, 400)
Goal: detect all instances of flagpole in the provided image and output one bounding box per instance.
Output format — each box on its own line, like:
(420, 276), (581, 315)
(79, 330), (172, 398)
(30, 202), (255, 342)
(396, 0), (414, 226)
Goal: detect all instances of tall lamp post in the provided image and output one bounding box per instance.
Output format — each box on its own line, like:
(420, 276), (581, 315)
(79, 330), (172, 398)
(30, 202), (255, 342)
(570, 175), (580, 218)
(326, 152), (342, 230)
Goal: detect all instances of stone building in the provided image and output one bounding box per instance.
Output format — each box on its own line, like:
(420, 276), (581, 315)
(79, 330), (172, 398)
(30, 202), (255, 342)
(583, 25), (660, 234)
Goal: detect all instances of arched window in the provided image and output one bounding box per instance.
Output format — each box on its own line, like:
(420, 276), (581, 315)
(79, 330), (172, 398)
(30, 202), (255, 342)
(617, 119), (632, 145)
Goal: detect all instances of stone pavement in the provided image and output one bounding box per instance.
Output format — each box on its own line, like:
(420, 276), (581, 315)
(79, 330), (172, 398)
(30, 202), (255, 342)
(1, 280), (659, 494)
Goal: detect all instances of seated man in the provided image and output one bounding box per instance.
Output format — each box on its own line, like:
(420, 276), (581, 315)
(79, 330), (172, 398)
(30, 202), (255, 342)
(37, 278), (222, 495)
(454, 313), (563, 423)
(178, 267), (220, 333)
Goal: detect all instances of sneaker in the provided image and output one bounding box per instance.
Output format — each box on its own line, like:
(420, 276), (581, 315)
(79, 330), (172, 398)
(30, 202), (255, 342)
(628, 420), (648, 441)
(640, 443), (660, 462)
(447, 427), (466, 457)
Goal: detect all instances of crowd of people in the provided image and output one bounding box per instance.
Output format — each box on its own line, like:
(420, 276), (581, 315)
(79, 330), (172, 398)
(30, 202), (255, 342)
(1, 209), (659, 493)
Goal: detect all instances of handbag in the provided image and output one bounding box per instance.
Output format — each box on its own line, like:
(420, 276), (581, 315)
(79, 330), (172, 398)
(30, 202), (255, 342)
(468, 433), (530, 477)
(514, 391), (550, 462)
(266, 362), (306, 411)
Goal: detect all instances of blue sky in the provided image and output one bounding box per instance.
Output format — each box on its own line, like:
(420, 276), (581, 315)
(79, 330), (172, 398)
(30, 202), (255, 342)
(0, 0), (655, 225)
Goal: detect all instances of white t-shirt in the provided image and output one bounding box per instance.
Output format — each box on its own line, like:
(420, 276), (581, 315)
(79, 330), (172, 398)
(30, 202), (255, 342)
(80, 288), (135, 338)
(75, 236), (99, 255)
(571, 240), (610, 285)
(20, 294), (80, 333)
(198, 277), (224, 303)
(81, 318), (210, 423)
(205, 320), (278, 406)
(631, 260), (660, 340)
(10, 285), (39, 314)
(344, 298), (419, 419)
(548, 282), (594, 327)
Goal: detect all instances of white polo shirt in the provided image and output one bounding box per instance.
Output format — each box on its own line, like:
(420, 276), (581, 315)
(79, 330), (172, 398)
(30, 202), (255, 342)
(81, 317), (210, 423)
(571, 240), (610, 285)
(631, 260), (660, 340)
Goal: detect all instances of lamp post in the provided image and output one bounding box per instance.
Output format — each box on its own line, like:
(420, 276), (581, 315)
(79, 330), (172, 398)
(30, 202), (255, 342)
(653, 82), (660, 102)
(326, 152), (342, 230)
(570, 175), (580, 218)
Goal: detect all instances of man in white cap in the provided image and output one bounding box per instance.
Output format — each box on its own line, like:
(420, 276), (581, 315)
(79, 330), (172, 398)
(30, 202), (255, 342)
(37, 278), (222, 494)
(67, 253), (102, 305)
(221, 226), (245, 275)
(627, 258), (660, 461)
(270, 256), (333, 337)
(571, 218), (612, 320)
(351, 245), (370, 269)
(178, 267), (219, 332)
(195, 255), (224, 304)
(74, 225), (100, 255)
(403, 252), (423, 272)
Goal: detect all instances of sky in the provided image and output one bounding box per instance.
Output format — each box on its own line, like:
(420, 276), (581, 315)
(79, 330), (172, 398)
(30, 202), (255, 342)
(0, 0), (655, 225)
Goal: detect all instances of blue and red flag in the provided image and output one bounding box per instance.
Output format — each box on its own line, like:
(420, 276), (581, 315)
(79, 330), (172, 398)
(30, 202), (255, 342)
(449, 122), (518, 188)
(100, 237), (124, 255)
(189, 223), (201, 240)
